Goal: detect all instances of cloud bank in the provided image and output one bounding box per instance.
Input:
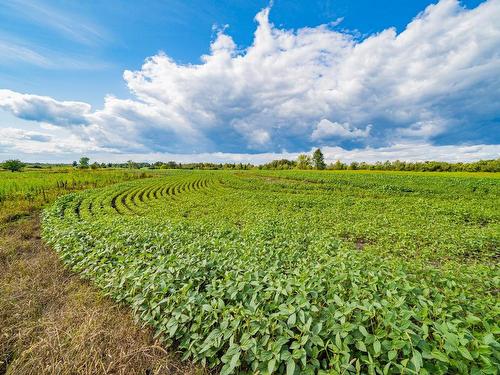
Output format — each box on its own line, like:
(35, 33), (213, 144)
(0, 90), (91, 126)
(0, 0), (499, 161)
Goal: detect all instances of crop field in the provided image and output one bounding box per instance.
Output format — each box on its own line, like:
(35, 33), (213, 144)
(0, 168), (155, 205)
(0, 168), (161, 225)
(0, 167), (196, 374)
(42, 170), (499, 374)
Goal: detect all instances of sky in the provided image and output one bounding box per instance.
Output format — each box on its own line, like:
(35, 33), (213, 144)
(0, 0), (499, 164)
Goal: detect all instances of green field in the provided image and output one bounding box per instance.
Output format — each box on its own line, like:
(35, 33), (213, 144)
(0, 167), (199, 374)
(40, 170), (499, 374)
(0, 168), (164, 225)
(0, 168), (156, 204)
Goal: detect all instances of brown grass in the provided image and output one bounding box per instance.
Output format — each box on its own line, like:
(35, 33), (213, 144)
(0, 213), (202, 375)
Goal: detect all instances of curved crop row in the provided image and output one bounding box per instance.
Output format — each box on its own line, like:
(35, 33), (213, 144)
(43, 171), (499, 374)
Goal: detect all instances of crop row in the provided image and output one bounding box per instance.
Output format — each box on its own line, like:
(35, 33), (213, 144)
(56, 176), (211, 220)
(43, 171), (499, 374)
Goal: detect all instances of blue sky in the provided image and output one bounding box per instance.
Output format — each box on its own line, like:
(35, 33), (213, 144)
(0, 0), (499, 163)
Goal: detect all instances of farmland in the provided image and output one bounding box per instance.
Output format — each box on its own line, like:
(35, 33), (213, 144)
(41, 170), (499, 374)
(0, 167), (198, 375)
(0, 168), (156, 222)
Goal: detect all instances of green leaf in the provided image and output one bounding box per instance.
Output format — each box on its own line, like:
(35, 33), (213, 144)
(465, 314), (481, 325)
(286, 358), (296, 375)
(483, 333), (495, 345)
(287, 313), (296, 327)
(355, 341), (367, 352)
(411, 350), (422, 372)
(431, 350), (449, 363)
(458, 346), (473, 361)
(373, 340), (381, 355)
(290, 341), (301, 350)
(312, 322), (323, 335)
(268, 358), (276, 374)
(168, 322), (178, 337)
(281, 350), (292, 361)
(335, 333), (342, 349)
(292, 348), (306, 360)
(311, 335), (324, 347)
(220, 363), (233, 375)
(229, 352), (240, 370)
(298, 310), (305, 324)
(359, 326), (369, 337)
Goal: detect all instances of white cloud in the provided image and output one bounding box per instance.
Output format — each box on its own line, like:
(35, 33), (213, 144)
(0, 127), (52, 142)
(395, 120), (448, 139)
(0, 126), (109, 155)
(103, 143), (500, 164)
(320, 143), (500, 163)
(0, 0), (499, 157)
(1, 142), (498, 165)
(98, 0), (498, 153)
(312, 119), (371, 141)
(0, 89), (91, 126)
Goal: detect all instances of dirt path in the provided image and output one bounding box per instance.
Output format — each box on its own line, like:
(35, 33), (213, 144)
(0, 213), (200, 375)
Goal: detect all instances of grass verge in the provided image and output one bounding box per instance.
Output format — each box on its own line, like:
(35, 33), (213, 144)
(0, 213), (200, 375)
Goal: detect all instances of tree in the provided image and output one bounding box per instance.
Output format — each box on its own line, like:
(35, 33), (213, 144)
(72, 161), (78, 168)
(79, 157), (90, 169)
(296, 154), (312, 170)
(2, 159), (25, 172)
(90, 162), (99, 170)
(261, 159), (296, 170)
(127, 160), (138, 169)
(330, 160), (346, 170)
(166, 161), (178, 169)
(312, 148), (326, 170)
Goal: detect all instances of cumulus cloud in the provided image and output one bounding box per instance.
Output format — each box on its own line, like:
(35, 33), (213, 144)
(109, 0), (499, 151)
(0, 126), (112, 155)
(312, 119), (371, 141)
(320, 143), (500, 163)
(0, 127), (52, 142)
(1, 0), (499, 157)
(0, 89), (91, 126)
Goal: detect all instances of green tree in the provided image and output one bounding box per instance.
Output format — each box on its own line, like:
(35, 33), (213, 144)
(72, 161), (78, 168)
(79, 157), (90, 169)
(296, 154), (312, 170)
(330, 160), (346, 170)
(2, 159), (25, 172)
(348, 161), (359, 170)
(312, 148), (326, 170)
(127, 160), (138, 169)
(90, 162), (99, 170)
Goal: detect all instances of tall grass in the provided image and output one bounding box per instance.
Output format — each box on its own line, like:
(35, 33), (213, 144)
(0, 167), (166, 223)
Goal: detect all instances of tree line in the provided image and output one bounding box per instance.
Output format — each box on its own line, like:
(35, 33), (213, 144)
(2, 150), (499, 172)
(259, 150), (500, 172)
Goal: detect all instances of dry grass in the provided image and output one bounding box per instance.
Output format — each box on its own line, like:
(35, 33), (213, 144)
(0, 214), (202, 375)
